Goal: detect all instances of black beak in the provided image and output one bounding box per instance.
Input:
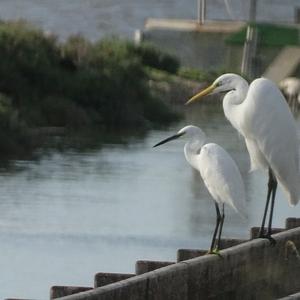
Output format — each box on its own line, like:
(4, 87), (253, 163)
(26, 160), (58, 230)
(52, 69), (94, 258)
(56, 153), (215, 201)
(153, 132), (185, 147)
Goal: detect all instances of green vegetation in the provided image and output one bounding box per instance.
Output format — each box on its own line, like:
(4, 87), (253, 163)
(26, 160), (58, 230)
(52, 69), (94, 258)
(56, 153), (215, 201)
(0, 20), (182, 157)
(177, 67), (225, 83)
(226, 23), (300, 47)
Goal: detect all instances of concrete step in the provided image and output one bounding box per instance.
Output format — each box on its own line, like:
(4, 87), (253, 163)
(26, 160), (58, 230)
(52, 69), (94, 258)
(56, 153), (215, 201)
(250, 227), (285, 239)
(177, 238), (247, 262)
(177, 249), (207, 262)
(286, 218), (300, 230)
(249, 218), (300, 239)
(50, 286), (93, 299)
(135, 260), (175, 275)
(218, 238), (247, 249)
(94, 272), (135, 288)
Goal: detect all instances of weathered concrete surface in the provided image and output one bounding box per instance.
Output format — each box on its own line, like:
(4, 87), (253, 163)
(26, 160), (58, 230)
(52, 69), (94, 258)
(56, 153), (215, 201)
(286, 218), (300, 230)
(143, 28), (231, 71)
(50, 286), (93, 299)
(94, 273), (135, 288)
(182, 229), (300, 300)
(177, 238), (248, 261)
(56, 263), (188, 300)
(56, 227), (300, 300)
(135, 260), (175, 275)
(144, 19), (245, 33)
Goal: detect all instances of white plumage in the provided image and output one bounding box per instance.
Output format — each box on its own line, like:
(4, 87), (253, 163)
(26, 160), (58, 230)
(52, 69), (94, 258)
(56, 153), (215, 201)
(239, 78), (299, 206)
(187, 73), (300, 240)
(197, 143), (246, 216)
(154, 125), (246, 252)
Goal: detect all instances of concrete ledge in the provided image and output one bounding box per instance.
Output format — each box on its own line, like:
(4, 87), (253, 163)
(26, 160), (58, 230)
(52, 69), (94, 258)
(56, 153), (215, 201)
(56, 227), (300, 299)
(177, 239), (247, 262)
(50, 286), (93, 299)
(55, 272), (150, 300)
(94, 272), (135, 288)
(144, 18), (245, 33)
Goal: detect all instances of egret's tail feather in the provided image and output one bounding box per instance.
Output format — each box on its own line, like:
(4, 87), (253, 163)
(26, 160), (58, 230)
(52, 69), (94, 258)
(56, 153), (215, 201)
(288, 193), (300, 207)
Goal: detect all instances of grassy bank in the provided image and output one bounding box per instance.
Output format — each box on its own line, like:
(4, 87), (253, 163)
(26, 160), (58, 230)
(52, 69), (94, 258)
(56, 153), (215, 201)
(226, 23), (300, 47)
(0, 20), (186, 157)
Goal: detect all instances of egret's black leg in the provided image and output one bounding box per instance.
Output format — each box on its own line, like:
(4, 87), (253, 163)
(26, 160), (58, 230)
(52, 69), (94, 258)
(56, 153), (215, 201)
(210, 202), (221, 252)
(258, 168), (277, 246)
(216, 204), (225, 250)
(258, 168), (273, 238)
(266, 172), (277, 245)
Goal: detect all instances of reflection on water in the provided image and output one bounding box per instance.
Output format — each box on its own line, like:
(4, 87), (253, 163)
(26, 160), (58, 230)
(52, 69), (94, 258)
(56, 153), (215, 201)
(1, 103), (300, 299)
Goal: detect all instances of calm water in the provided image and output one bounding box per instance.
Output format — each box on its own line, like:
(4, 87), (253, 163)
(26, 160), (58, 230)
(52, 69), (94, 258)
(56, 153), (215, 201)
(0, 0), (298, 40)
(1, 103), (300, 299)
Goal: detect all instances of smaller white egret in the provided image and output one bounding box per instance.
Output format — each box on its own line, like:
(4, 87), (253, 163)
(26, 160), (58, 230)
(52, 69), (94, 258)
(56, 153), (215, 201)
(153, 125), (246, 253)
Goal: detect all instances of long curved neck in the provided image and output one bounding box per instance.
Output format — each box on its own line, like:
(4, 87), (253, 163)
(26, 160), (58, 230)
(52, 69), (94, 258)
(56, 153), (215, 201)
(184, 137), (205, 170)
(223, 79), (249, 134)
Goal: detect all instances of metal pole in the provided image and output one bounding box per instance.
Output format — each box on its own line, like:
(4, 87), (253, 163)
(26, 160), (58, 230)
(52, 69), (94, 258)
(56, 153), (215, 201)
(201, 0), (206, 24)
(241, 26), (254, 76)
(241, 0), (257, 78)
(197, 0), (206, 25)
(197, 0), (201, 24)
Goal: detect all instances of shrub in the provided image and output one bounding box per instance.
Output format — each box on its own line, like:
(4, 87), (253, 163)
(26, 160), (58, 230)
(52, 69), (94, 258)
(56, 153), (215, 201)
(0, 21), (178, 140)
(130, 42), (180, 74)
(178, 67), (226, 83)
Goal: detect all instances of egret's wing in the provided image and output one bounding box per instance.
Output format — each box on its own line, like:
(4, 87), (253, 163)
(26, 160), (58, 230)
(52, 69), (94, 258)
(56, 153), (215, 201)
(198, 143), (246, 216)
(242, 78), (300, 205)
(244, 138), (268, 171)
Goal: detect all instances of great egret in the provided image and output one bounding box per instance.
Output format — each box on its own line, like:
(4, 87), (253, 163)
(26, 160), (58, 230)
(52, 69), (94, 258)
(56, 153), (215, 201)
(186, 73), (300, 242)
(153, 125), (246, 253)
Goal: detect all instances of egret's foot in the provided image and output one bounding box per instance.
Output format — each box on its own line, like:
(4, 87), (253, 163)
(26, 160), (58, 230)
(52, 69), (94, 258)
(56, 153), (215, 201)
(207, 248), (222, 257)
(258, 234), (276, 246)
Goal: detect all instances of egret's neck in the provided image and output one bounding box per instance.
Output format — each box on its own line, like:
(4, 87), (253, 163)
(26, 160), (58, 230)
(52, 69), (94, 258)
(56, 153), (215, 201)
(223, 79), (249, 134)
(184, 137), (205, 170)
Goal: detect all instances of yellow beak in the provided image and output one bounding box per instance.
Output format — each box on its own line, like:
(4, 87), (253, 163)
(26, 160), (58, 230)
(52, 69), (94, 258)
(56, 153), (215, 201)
(185, 83), (216, 105)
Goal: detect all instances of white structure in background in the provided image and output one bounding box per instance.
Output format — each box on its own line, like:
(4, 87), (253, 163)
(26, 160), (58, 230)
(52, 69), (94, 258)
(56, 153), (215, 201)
(279, 77), (300, 112)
